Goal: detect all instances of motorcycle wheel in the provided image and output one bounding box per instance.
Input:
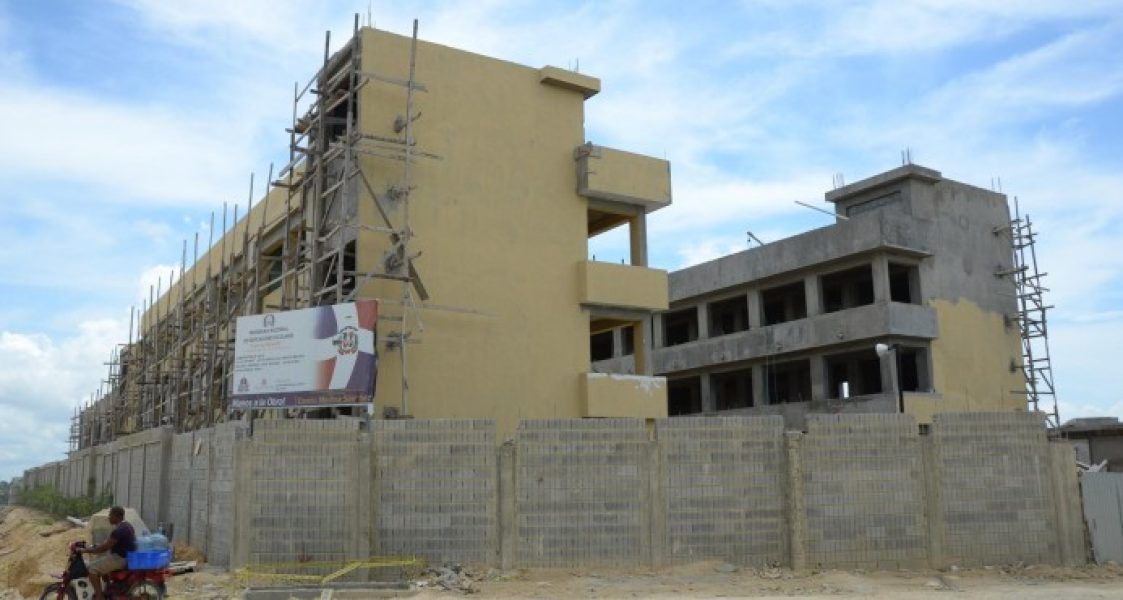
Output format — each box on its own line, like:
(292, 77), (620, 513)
(126, 580), (165, 600)
(38, 583), (77, 600)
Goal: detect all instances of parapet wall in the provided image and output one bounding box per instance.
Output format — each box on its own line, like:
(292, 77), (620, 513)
(22, 412), (1084, 570)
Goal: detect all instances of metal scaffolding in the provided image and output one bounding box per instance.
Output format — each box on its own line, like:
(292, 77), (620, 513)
(73, 16), (431, 447)
(1010, 198), (1061, 429)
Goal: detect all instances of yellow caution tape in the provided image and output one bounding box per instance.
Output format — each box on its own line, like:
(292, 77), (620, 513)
(234, 556), (424, 586)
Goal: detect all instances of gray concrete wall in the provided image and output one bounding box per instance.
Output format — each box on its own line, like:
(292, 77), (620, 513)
(658, 416), (787, 566)
(167, 430), (193, 543)
(235, 419), (369, 567)
(372, 419), (497, 563)
(207, 422), (241, 566)
(930, 412), (1057, 566)
(22, 412), (1086, 571)
(515, 419), (650, 567)
(801, 414), (928, 569)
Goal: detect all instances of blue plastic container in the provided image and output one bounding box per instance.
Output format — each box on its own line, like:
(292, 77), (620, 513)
(127, 548), (171, 570)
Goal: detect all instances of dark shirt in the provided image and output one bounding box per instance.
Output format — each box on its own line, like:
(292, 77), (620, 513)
(110, 522), (137, 558)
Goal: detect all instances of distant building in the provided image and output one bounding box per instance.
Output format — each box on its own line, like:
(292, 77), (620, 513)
(1058, 417), (1123, 471)
(595, 164), (1027, 428)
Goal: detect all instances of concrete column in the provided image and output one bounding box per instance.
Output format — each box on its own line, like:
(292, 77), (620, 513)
(1047, 442), (1087, 566)
(696, 303), (709, 340)
(646, 440), (667, 568)
(809, 355), (827, 402)
(611, 327), (624, 358)
(784, 431), (807, 570)
(157, 427), (173, 526)
(920, 435), (944, 568)
(700, 372), (715, 414)
(752, 364), (766, 407)
(369, 431), (383, 557)
(498, 442), (517, 570)
(747, 289), (762, 329)
(879, 349), (900, 402)
(635, 320), (652, 375)
(357, 434), (373, 559)
(652, 313), (665, 349)
(872, 254), (891, 303)
(629, 213), (648, 267)
(804, 275), (821, 317)
(231, 438), (251, 569)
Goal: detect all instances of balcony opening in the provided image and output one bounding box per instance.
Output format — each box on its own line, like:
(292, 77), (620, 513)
(889, 263), (921, 304)
(668, 376), (703, 416)
(621, 326), (635, 356)
(713, 368), (753, 411)
(663, 308), (698, 347)
(708, 295), (749, 337)
(590, 330), (614, 362)
(761, 282), (807, 326)
(587, 207), (646, 266)
(899, 347), (931, 392)
(764, 359), (811, 405)
(820, 265), (875, 313)
(824, 349), (883, 399)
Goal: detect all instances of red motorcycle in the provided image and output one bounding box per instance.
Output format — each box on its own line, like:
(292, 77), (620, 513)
(39, 540), (168, 600)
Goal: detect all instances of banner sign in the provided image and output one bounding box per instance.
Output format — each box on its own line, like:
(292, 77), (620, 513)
(229, 300), (378, 410)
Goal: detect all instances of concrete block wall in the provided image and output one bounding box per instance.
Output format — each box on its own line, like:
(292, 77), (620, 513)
(207, 422), (242, 566)
(95, 442), (118, 497)
(167, 431), (193, 544)
(190, 428), (212, 553)
(802, 414), (927, 569)
(931, 412), (1057, 566)
(372, 419), (497, 563)
(515, 419), (649, 567)
(237, 419), (369, 566)
(22, 412), (1085, 571)
(658, 416), (787, 566)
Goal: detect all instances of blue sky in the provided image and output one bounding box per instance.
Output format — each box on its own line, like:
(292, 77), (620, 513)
(1, 1), (1121, 481)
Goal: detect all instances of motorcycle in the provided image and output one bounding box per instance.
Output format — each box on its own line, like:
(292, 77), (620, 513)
(39, 540), (168, 600)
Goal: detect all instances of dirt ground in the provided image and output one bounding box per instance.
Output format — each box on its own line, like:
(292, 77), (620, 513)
(6, 505), (1123, 599)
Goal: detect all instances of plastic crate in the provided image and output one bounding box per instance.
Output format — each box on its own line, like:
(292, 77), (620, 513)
(126, 548), (171, 570)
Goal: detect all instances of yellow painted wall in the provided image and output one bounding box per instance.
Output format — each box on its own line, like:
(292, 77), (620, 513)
(352, 28), (598, 434)
(583, 373), (668, 418)
(130, 28), (670, 435)
(581, 260), (669, 312)
(907, 297), (1026, 421)
(579, 145), (672, 207)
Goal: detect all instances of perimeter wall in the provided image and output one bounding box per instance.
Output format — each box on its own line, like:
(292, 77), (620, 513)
(21, 411), (1085, 569)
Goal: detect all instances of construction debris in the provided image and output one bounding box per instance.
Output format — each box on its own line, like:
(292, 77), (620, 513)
(414, 563), (479, 594)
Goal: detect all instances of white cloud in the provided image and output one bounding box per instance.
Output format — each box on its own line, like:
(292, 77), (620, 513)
(136, 264), (181, 307)
(0, 86), (258, 206)
(731, 0), (1123, 57)
(1051, 316), (1123, 423)
(0, 320), (127, 480)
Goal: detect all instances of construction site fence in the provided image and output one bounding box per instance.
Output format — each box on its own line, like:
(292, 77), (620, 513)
(21, 411), (1086, 571)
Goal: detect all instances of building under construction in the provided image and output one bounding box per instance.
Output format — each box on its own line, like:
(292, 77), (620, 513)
(593, 164), (1061, 429)
(73, 20), (673, 449)
(71, 21), (1060, 451)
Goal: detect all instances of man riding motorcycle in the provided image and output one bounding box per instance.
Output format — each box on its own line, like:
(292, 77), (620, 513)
(77, 506), (137, 600)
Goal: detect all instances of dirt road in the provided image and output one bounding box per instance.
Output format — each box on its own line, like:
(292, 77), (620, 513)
(6, 505), (1123, 599)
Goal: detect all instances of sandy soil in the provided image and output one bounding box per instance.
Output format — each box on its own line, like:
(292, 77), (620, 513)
(6, 505), (1123, 599)
(434, 561), (1123, 599)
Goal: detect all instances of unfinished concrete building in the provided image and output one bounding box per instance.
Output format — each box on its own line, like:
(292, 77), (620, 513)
(73, 21), (672, 447)
(595, 164), (1037, 427)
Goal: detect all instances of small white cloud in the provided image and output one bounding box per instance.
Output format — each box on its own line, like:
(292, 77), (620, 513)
(136, 263), (181, 306)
